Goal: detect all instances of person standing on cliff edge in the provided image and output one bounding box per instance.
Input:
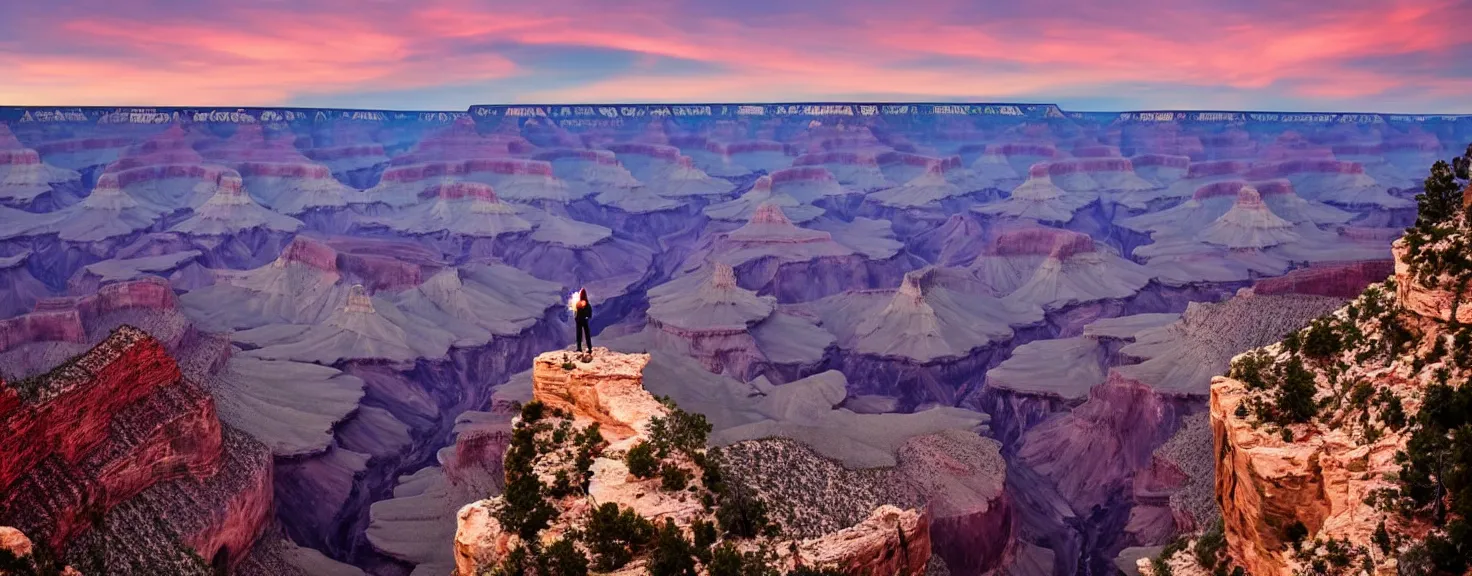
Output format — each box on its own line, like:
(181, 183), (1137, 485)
(575, 288), (593, 353)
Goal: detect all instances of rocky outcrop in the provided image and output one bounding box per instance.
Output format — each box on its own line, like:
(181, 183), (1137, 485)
(0, 251), (49, 320)
(0, 124), (82, 211)
(1392, 238), (1472, 324)
(678, 203), (920, 303)
(1252, 259), (1395, 299)
(0, 325), (271, 573)
(1209, 276), (1451, 575)
(642, 262), (832, 382)
(452, 348), (934, 576)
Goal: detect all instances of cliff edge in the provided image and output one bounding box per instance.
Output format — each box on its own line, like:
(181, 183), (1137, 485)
(1204, 170), (1472, 575)
(451, 347), (933, 576)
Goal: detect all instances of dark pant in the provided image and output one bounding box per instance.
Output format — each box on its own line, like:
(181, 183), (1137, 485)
(576, 319), (592, 351)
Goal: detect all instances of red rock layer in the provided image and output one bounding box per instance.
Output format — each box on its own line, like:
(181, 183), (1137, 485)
(276, 236), (340, 272)
(602, 142), (683, 162)
(1245, 160), (1365, 179)
(989, 227), (1093, 258)
(1191, 179), (1294, 200)
(1251, 260), (1396, 299)
(793, 152), (880, 167)
(0, 326), (223, 550)
(1184, 160), (1250, 179)
(379, 158), (554, 184)
(0, 278), (176, 354)
(1131, 154), (1192, 169)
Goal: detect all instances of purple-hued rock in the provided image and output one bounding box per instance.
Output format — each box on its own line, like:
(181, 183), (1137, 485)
(196, 125), (352, 215)
(0, 124), (84, 211)
(0, 251), (50, 320)
(799, 266), (1044, 407)
(602, 143), (735, 198)
(973, 165), (1097, 224)
(66, 250), (210, 295)
(704, 176), (824, 224)
(639, 262), (832, 381)
(677, 203), (920, 303)
(102, 124), (230, 210)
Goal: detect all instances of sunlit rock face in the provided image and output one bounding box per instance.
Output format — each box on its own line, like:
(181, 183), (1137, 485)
(1209, 273), (1459, 575)
(453, 348), (935, 576)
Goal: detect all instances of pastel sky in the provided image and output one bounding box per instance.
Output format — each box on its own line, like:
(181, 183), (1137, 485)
(1, 0), (1470, 113)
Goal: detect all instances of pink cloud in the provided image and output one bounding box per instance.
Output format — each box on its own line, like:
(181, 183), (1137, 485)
(0, 0), (1468, 109)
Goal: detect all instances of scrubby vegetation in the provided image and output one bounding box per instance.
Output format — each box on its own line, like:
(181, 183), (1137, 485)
(482, 397), (839, 576)
(1212, 147), (1472, 575)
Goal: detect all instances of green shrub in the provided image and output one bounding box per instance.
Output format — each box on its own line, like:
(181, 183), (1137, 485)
(1151, 556), (1173, 576)
(1302, 317), (1344, 361)
(660, 464), (691, 492)
(626, 441), (659, 478)
(1284, 521), (1309, 545)
(717, 486), (772, 539)
(1282, 330), (1302, 354)
(649, 399), (713, 458)
(1414, 160), (1463, 229)
(1373, 520), (1392, 553)
(540, 538), (590, 576)
(583, 503), (655, 571)
(648, 518), (699, 576)
(488, 544), (532, 576)
(520, 400), (546, 424)
(691, 519), (718, 558)
(1229, 350), (1274, 390)
(1350, 381), (1375, 408)
(1194, 519), (1226, 568)
(1378, 392), (1407, 431)
(1274, 357), (1319, 425)
(1323, 539), (1352, 568)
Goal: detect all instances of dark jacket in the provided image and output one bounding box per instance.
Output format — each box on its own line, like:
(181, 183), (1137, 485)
(576, 300), (592, 321)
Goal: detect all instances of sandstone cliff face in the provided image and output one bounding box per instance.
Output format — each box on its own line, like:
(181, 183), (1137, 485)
(1209, 280), (1444, 575)
(452, 347), (934, 576)
(1392, 239), (1472, 324)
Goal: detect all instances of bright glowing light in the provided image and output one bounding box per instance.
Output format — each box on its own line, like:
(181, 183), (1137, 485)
(567, 290), (580, 312)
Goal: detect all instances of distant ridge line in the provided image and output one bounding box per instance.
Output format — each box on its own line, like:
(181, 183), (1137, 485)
(2, 103), (1469, 125)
